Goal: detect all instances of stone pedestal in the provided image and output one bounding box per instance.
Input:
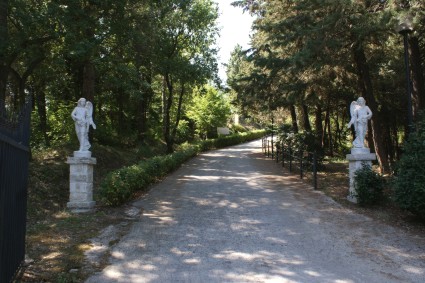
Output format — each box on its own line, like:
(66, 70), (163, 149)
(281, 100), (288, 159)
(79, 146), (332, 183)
(66, 151), (96, 212)
(346, 148), (376, 203)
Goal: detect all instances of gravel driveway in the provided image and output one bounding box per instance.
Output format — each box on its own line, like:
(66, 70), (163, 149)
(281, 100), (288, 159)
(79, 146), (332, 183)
(86, 140), (425, 283)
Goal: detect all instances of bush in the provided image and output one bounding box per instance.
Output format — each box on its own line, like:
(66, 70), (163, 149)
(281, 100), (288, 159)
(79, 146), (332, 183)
(99, 130), (266, 206)
(99, 146), (198, 206)
(392, 114), (425, 218)
(277, 130), (324, 169)
(230, 124), (247, 133)
(353, 164), (385, 206)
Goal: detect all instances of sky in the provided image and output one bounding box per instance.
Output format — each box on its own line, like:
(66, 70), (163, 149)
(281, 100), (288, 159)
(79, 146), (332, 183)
(215, 0), (255, 82)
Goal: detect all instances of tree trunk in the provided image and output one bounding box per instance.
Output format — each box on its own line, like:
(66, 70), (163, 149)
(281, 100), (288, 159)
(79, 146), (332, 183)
(323, 101), (332, 156)
(35, 87), (50, 146)
(301, 103), (311, 131)
(353, 44), (390, 173)
(163, 74), (174, 153)
(137, 73), (153, 143)
(171, 83), (185, 143)
(289, 104), (298, 133)
(409, 36), (425, 121)
(314, 104), (323, 150)
(117, 92), (125, 134)
(82, 61), (95, 103)
(82, 61), (95, 142)
(326, 111), (333, 157)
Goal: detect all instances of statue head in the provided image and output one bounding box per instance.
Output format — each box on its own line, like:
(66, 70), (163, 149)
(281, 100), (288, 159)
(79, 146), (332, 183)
(357, 97), (365, 106)
(77, 98), (86, 106)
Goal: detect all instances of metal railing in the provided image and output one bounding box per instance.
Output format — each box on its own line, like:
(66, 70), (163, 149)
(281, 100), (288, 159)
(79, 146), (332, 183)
(262, 134), (318, 190)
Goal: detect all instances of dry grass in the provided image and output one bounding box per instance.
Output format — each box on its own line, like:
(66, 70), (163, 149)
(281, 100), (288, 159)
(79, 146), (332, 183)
(20, 144), (145, 282)
(315, 160), (425, 236)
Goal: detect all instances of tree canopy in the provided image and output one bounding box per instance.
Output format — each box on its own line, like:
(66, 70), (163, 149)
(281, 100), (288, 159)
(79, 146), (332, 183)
(0, 0), (225, 152)
(229, 0), (425, 173)
(1, 0), (424, 166)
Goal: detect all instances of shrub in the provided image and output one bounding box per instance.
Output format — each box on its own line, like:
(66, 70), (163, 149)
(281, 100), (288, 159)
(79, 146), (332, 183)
(353, 164), (385, 206)
(392, 114), (425, 218)
(277, 130), (324, 169)
(230, 124), (247, 133)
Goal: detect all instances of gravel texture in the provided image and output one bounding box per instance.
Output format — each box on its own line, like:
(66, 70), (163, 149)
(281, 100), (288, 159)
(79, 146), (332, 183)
(86, 140), (425, 283)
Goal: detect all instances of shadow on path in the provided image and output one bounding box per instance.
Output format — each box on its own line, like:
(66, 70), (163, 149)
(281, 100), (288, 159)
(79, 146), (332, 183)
(86, 140), (425, 283)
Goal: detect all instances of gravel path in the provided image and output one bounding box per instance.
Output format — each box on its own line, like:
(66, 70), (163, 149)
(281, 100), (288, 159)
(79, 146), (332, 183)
(86, 140), (425, 283)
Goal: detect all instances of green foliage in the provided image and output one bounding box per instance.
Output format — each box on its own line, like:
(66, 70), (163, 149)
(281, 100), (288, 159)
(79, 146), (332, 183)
(187, 85), (232, 139)
(99, 146), (197, 206)
(175, 119), (193, 144)
(99, 130), (265, 206)
(353, 165), (385, 206)
(279, 130), (322, 155)
(392, 115), (425, 218)
(230, 123), (247, 133)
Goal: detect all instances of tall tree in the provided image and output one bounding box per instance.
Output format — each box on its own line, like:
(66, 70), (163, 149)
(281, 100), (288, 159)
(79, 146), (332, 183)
(154, 0), (219, 152)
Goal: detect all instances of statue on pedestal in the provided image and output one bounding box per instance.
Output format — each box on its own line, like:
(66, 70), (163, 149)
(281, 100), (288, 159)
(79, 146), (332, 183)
(346, 97), (376, 203)
(71, 98), (96, 152)
(68, 98), (97, 212)
(347, 97), (372, 148)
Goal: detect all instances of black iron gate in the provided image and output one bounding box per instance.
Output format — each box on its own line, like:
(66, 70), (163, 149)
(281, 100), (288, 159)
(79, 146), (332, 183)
(0, 100), (31, 282)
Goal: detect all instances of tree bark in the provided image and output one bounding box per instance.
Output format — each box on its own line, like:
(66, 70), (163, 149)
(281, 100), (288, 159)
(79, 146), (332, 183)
(82, 61), (95, 142)
(323, 101), (332, 155)
(314, 104), (323, 150)
(171, 83), (185, 143)
(409, 36), (425, 121)
(289, 104), (298, 133)
(35, 87), (50, 146)
(353, 44), (390, 173)
(301, 103), (311, 131)
(326, 111), (333, 157)
(163, 74), (174, 153)
(82, 61), (95, 103)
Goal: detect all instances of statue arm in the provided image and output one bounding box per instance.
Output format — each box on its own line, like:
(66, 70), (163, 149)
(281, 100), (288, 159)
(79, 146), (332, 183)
(71, 108), (78, 121)
(366, 106), (372, 119)
(347, 116), (355, 128)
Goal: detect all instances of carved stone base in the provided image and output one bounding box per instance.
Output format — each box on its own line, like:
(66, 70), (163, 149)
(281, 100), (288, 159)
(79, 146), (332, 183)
(346, 148), (376, 203)
(66, 154), (96, 213)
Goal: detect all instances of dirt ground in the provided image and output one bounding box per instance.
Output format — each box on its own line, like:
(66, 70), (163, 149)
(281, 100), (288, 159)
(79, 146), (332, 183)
(315, 161), (425, 237)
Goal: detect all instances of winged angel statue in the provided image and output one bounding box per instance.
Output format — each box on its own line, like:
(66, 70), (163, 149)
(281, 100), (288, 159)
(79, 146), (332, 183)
(71, 98), (96, 151)
(347, 97), (372, 148)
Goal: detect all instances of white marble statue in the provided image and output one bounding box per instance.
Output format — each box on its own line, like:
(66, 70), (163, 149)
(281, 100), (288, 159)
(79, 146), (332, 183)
(347, 97), (372, 148)
(71, 98), (96, 151)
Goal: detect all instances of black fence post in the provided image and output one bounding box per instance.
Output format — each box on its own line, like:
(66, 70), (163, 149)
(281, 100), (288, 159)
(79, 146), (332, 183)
(271, 138), (274, 159)
(281, 141), (285, 167)
(289, 147), (292, 172)
(313, 151), (318, 190)
(300, 150), (303, 179)
(276, 143), (279, 163)
(262, 136), (264, 153)
(267, 139), (270, 157)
